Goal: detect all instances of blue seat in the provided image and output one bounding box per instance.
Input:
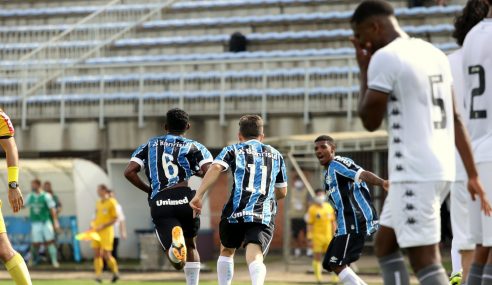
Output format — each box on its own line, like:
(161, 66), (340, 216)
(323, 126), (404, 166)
(4, 217), (31, 258)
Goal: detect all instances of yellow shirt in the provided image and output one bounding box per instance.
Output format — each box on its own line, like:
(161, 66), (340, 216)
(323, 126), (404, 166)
(306, 202), (335, 240)
(94, 198), (118, 228)
(0, 111), (15, 138)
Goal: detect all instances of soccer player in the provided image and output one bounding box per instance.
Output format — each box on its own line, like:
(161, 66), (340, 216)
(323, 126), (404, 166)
(24, 179), (60, 268)
(91, 184), (119, 283)
(448, 1), (487, 283)
(314, 135), (386, 285)
(462, 1), (492, 284)
(306, 188), (336, 284)
(189, 115), (287, 285)
(0, 109), (32, 285)
(124, 108), (212, 285)
(350, 1), (491, 285)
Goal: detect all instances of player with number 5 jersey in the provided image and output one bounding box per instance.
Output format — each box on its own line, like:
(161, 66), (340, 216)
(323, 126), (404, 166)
(190, 115), (287, 285)
(124, 108), (212, 285)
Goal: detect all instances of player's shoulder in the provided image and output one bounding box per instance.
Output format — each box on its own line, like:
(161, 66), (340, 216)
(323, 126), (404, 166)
(108, 198), (118, 206)
(332, 155), (355, 168)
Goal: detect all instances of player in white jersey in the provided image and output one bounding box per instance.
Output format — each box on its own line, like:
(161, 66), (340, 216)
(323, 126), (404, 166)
(462, 1), (492, 284)
(350, 1), (491, 285)
(448, 1), (488, 284)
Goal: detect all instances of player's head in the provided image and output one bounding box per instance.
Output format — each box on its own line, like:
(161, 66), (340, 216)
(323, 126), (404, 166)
(314, 135), (336, 166)
(43, 181), (52, 193)
(314, 188), (326, 204)
(350, 0), (397, 54)
(165, 108), (190, 135)
(238, 115), (264, 141)
(31, 179), (42, 192)
(97, 184), (111, 199)
(453, 0), (488, 46)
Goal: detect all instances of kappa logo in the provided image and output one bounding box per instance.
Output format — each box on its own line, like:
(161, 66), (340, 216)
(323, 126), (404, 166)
(156, 196), (189, 206)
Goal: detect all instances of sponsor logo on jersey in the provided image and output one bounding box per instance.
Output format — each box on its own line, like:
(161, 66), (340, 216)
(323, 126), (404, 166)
(230, 210), (264, 219)
(156, 196), (189, 206)
(236, 148), (280, 160)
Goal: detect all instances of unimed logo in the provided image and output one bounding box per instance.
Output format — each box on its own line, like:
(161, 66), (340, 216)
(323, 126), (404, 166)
(156, 196), (189, 206)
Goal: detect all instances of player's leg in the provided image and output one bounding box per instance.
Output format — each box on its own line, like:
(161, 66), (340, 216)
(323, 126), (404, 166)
(312, 238), (328, 283)
(375, 183), (410, 285)
(478, 162), (492, 285)
(180, 194), (201, 285)
(29, 222), (42, 266)
(92, 245), (104, 282)
(154, 218), (184, 270)
(43, 221), (59, 268)
(217, 220), (243, 285)
(102, 249), (119, 283)
(0, 206), (31, 285)
(243, 223), (274, 285)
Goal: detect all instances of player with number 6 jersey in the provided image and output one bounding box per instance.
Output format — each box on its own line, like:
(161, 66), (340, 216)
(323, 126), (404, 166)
(124, 108), (212, 285)
(190, 115), (287, 285)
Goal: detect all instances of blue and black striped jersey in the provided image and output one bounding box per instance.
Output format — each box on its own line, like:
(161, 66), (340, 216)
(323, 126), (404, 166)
(214, 139), (288, 225)
(130, 134), (213, 200)
(323, 156), (378, 236)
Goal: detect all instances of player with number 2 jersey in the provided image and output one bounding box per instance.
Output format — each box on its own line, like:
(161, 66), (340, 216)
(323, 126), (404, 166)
(124, 108), (212, 285)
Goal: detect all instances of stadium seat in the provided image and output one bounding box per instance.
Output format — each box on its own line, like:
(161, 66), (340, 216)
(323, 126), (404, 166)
(4, 217), (31, 259)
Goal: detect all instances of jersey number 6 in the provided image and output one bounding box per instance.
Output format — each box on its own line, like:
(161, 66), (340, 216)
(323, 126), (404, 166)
(162, 153), (179, 179)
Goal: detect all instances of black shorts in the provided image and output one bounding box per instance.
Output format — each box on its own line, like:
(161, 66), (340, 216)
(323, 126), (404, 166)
(150, 187), (200, 250)
(219, 219), (274, 256)
(291, 218), (307, 238)
(322, 233), (366, 271)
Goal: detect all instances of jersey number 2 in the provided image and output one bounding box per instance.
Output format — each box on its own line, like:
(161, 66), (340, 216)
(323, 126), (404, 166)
(246, 164), (267, 195)
(429, 75), (447, 129)
(162, 153), (179, 179)
(469, 65), (486, 119)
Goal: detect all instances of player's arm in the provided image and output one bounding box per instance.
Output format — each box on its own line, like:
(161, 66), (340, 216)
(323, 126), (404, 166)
(0, 137), (23, 212)
(46, 193), (60, 230)
(118, 206), (127, 240)
(305, 208), (314, 241)
(189, 163), (225, 215)
(453, 92), (492, 215)
(358, 171), (389, 191)
(124, 161), (151, 194)
(95, 203), (119, 231)
(194, 143), (213, 177)
(274, 156), (288, 201)
(274, 187), (287, 200)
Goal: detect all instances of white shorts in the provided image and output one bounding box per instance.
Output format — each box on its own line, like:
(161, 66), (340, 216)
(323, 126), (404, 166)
(450, 180), (475, 251)
(31, 220), (55, 243)
(379, 181), (450, 248)
(468, 162), (492, 246)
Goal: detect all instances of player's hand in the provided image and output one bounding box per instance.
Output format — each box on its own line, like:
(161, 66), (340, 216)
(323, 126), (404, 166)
(382, 180), (389, 192)
(53, 220), (61, 233)
(122, 232), (127, 240)
(349, 37), (372, 72)
(8, 187), (23, 213)
(189, 196), (202, 218)
(468, 177), (492, 216)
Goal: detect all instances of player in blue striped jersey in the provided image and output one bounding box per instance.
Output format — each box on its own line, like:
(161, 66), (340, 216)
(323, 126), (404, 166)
(190, 115), (287, 285)
(314, 135), (387, 285)
(124, 108), (212, 285)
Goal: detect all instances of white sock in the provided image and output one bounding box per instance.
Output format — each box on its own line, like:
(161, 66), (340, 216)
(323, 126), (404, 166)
(339, 267), (364, 285)
(248, 260), (267, 285)
(184, 262), (200, 285)
(450, 242), (462, 275)
(217, 256), (234, 285)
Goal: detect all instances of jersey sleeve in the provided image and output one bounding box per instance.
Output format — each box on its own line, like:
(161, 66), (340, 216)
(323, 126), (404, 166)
(0, 112), (15, 138)
(44, 193), (56, 209)
(192, 142), (213, 168)
(332, 156), (364, 182)
(130, 143), (148, 169)
(109, 199), (118, 220)
(306, 206), (315, 224)
(275, 155), (288, 188)
(367, 49), (401, 94)
(213, 146), (235, 171)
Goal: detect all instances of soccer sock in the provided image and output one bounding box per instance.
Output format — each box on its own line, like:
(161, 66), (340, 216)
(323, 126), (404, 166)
(4, 253), (32, 285)
(94, 257), (104, 277)
(29, 246), (38, 264)
(184, 262), (200, 285)
(467, 264), (484, 285)
(47, 244), (58, 265)
(338, 267), (362, 285)
(217, 256), (234, 285)
(450, 243), (462, 275)
(416, 264), (448, 285)
(248, 260), (267, 285)
(481, 264), (492, 285)
(378, 251), (410, 285)
(107, 256), (119, 274)
(312, 260), (322, 282)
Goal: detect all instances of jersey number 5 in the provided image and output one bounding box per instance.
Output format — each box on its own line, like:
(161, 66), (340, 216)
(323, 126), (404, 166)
(245, 164), (268, 195)
(469, 65), (486, 119)
(162, 153), (179, 179)
(429, 75), (447, 129)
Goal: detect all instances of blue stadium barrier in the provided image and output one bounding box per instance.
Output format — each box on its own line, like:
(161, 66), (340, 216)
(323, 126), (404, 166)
(4, 217), (31, 260)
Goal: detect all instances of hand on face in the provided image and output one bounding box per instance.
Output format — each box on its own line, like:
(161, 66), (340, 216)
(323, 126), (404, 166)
(350, 37), (373, 72)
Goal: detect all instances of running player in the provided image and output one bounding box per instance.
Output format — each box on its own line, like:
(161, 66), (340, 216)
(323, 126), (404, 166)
(462, 1), (492, 284)
(124, 108), (212, 285)
(306, 188), (336, 284)
(91, 184), (119, 283)
(0, 109), (31, 285)
(448, 1), (487, 283)
(189, 115), (287, 285)
(350, 1), (491, 285)
(314, 135), (386, 285)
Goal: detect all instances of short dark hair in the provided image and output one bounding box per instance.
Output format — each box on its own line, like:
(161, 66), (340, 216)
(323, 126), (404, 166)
(314, 188), (325, 195)
(239, 115), (264, 139)
(314, 135), (336, 147)
(166, 108), (189, 134)
(32, 179), (41, 186)
(453, 0), (488, 46)
(98, 184), (110, 192)
(350, 0), (394, 25)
